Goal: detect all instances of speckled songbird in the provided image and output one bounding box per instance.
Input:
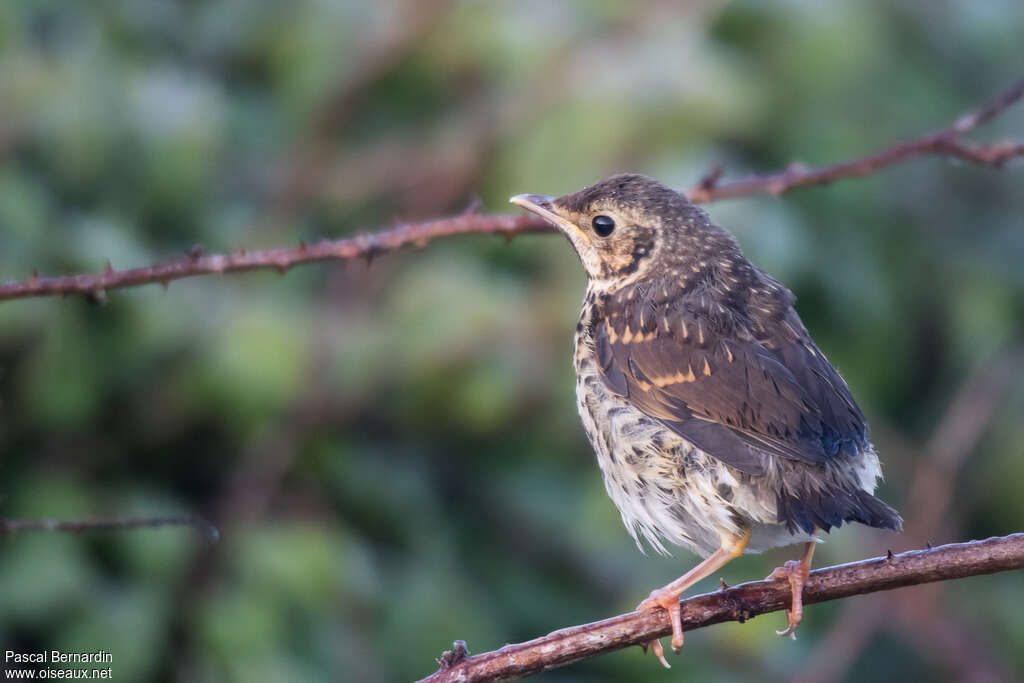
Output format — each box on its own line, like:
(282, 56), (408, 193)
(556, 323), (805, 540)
(511, 174), (901, 666)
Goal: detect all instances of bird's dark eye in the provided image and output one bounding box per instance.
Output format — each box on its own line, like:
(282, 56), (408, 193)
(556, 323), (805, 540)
(592, 215), (615, 237)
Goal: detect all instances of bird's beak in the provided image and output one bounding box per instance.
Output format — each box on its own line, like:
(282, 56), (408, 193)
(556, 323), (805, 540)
(510, 194), (591, 244)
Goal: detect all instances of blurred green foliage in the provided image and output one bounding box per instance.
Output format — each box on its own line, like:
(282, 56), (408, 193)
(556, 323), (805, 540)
(1, 1), (1023, 681)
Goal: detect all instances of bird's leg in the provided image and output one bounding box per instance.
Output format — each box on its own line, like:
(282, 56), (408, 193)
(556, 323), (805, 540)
(636, 528), (749, 667)
(766, 538), (816, 639)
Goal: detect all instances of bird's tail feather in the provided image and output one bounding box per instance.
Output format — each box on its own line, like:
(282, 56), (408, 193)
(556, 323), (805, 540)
(777, 487), (903, 536)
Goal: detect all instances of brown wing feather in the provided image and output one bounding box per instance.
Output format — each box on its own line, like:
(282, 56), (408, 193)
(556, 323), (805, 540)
(594, 287), (868, 476)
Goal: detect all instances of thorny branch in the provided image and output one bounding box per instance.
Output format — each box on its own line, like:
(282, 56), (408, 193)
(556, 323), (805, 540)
(1, 78), (1022, 303)
(0, 213), (550, 303)
(419, 534), (1024, 683)
(687, 77), (1024, 202)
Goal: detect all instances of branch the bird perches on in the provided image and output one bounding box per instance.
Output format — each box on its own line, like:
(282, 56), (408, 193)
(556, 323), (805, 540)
(419, 534), (1024, 683)
(1, 78), (1021, 303)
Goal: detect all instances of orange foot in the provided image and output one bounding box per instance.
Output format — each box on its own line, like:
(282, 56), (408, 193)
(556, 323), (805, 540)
(766, 557), (811, 639)
(636, 587), (684, 669)
(633, 531), (751, 667)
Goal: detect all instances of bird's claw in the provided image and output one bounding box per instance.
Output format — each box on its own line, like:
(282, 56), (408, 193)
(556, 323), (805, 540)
(641, 638), (671, 669)
(776, 622), (798, 639)
(766, 559), (810, 639)
(637, 587), (685, 660)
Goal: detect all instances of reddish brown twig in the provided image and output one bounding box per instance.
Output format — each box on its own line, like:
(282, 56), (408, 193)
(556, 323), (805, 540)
(0, 213), (551, 302)
(419, 534), (1024, 683)
(1, 79), (1022, 303)
(686, 78), (1024, 202)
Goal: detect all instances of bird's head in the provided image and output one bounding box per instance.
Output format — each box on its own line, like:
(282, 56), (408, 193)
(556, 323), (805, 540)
(511, 173), (724, 287)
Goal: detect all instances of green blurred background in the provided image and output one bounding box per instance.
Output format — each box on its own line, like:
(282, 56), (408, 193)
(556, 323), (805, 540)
(1, 1), (1023, 681)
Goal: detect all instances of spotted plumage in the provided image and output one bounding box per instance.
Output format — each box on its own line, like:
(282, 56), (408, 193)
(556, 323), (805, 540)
(511, 173), (901, 663)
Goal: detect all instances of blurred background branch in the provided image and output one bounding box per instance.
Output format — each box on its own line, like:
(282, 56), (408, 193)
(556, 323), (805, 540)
(1, 515), (219, 541)
(259, 0), (456, 223)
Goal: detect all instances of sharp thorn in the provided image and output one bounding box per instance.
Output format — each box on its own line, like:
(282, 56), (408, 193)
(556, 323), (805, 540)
(699, 164), (724, 190)
(362, 240), (383, 265)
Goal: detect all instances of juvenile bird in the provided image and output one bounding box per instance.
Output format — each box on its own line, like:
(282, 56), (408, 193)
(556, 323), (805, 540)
(510, 174), (901, 666)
